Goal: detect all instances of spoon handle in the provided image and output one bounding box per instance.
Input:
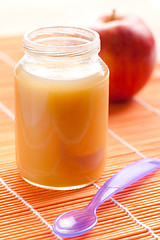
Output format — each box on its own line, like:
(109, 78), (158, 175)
(90, 158), (160, 209)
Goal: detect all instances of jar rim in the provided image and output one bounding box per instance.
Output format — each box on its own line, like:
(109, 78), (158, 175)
(23, 26), (100, 57)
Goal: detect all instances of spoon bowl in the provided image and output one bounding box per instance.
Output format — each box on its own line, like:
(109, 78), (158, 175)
(53, 206), (98, 237)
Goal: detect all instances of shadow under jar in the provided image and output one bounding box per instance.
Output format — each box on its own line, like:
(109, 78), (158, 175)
(14, 26), (109, 190)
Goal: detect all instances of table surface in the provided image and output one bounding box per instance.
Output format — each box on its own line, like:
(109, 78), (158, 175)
(0, 36), (160, 240)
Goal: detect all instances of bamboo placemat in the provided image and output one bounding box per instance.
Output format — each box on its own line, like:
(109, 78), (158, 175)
(0, 36), (160, 240)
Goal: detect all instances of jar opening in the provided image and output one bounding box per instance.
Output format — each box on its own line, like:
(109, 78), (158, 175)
(23, 26), (100, 57)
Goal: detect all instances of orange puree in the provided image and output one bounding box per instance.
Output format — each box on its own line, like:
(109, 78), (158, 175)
(14, 66), (109, 189)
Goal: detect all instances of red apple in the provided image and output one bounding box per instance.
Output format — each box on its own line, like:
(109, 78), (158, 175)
(89, 11), (156, 102)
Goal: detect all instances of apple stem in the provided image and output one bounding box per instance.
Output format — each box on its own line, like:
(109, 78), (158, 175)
(111, 9), (116, 20)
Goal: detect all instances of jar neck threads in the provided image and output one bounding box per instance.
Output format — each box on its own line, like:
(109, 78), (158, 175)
(23, 26), (100, 61)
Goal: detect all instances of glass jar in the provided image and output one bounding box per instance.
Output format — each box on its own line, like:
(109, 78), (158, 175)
(14, 26), (109, 190)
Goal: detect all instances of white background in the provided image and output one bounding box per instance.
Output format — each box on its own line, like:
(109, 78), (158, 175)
(0, 0), (160, 60)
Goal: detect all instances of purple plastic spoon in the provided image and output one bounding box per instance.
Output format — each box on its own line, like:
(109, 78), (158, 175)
(53, 158), (160, 238)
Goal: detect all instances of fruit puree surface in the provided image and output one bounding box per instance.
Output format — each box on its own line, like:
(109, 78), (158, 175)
(14, 66), (109, 189)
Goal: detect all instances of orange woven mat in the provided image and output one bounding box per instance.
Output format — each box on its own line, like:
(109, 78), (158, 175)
(0, 36), (160, 240)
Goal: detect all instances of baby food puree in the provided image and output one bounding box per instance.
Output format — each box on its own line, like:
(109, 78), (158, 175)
(14, 26), (109, 189)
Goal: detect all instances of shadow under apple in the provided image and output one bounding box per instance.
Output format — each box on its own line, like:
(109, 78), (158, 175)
(109, 98), (134, 116)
